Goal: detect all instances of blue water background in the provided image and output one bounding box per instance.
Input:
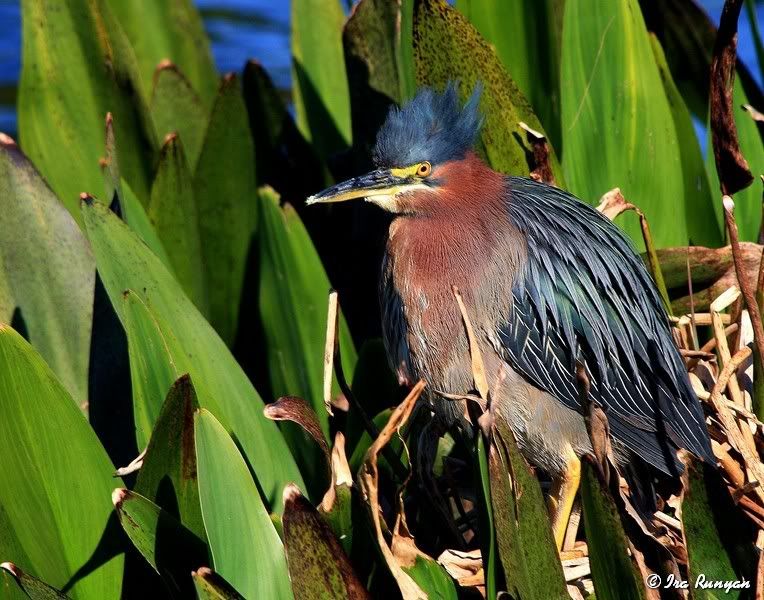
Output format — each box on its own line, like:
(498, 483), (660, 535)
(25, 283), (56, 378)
(0, 1), (762, 140)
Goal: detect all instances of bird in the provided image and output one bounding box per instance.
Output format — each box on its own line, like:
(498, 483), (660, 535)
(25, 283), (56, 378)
(307, 83), (715, 549)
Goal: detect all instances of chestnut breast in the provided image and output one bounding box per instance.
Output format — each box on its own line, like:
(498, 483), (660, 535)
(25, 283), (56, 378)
(379, 205), (525, 395)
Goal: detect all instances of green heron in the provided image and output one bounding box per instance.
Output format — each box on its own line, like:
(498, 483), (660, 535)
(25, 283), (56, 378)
(307, 84), (714, 548)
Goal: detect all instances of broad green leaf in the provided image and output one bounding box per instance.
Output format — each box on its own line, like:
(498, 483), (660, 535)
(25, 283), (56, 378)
(344, 0), (402, 151)
(113, 489), (208, 598)
(193, 75), (258, 346)
(455, 0), (564, 151)
(18, 0), (154, 218)
(291, 0), (352, 158)
(0, 135), (94, 408)
(192, 568), (244, 600)
(258, 188), (357, 481)
(488, 417), (568, 600)
(397, 0), (416, 101)
(242, 60), (328, 197)
(149, 134), (208, 314)
(194, 409), (293, 600)
(580, 462), (646, 600)
(706, 79), (764, 242)
(0, 563), (69, 600)
(649, 36), (721, 247)
(108, 0), (218, 107)
(401, 556), (457, 600)
(474, 434), (497, 600)
(0, 568), (30, 600)
(120, 290), (179, 450)
(117, 179), (172, 269)
(682, 462), (756, 600)
(0, 325), (123, 599)
(102, 113), (171, 269)
(282, 485), (368, 599)
(413, 0), (563, 182)
(150, 62), (209, 169)
(561, 0), (717, 250)
(81, 198), (304, 508)
(135, 374), (206, 541)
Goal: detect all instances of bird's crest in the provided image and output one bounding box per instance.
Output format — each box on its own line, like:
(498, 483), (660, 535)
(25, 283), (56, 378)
(373, 82), (483, 168)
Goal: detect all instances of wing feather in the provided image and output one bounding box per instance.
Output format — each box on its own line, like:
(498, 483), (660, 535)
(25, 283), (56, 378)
(500, 177), (713, 474)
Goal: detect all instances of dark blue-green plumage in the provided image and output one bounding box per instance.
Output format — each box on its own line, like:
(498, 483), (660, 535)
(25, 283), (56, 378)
(500, 177), (713, 475)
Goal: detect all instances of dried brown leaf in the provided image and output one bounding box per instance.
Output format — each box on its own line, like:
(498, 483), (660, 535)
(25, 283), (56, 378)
(710, 0), (754, 195)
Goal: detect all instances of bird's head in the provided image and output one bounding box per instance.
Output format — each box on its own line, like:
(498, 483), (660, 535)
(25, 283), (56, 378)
(306, 82), (485, 215)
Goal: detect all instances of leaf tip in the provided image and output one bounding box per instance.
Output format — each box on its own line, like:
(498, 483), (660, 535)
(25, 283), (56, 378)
(283, 482), (303, 508)
(111, 487), (129, 508)
(162, 132), (179, 147)
(156, 58), (175, 71)
(0, 132), (16, 148)
(192, 566), (212, 579)
(0, 562), (19, 577)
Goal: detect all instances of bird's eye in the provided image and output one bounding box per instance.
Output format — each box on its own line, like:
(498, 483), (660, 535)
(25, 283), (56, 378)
(416, 161), (432, 177)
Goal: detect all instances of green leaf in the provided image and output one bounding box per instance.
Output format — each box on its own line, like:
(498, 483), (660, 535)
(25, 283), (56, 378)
(474, 434), (497, 600)
(488, 418), (568, 600)
(194, 409), (293, 600)
(193, 75), (258, 345)
(649, 35), (721, 247)
(282, 485), (368, 599)
(0, 325), (123, 599)
(150, 62), (209, 169)
(0, 563), (70, 600)
(192, 568), (244, 600)
(121, 290), (178, 450)
(397, 0), (416, 101)
(135, 374), (206, 541)
(344, 0), (402, 150)
(291, 0), (352, 158)
(18, 0), (154, 219)
(81, 197), (304, 508)
(401, 556), (457, 600)
(149, 134), (208, 314)
(113, 489), (208, 598)
(455, 0), (564, 151)
(242, 60), (328, 195)
(0, 135), (94, 408)
(706, 78), (764, 242)
(682, 461), (756, 600)
(560, 0), (717, 249)
(257, 188), (357, 480)
(0, 568), (30, 600)
(108, 0), (218, 107)
(413, 0), (563, 182)
(580, 462), (646, 600)
(101, 114), (172, 270)
(117, 179), (172, 269)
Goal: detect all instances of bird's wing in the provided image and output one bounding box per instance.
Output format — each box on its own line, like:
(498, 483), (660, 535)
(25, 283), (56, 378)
(500, 177), (712, 474)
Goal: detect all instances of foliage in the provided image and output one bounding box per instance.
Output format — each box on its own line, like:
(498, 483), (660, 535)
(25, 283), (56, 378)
(3, 0), (764, 598)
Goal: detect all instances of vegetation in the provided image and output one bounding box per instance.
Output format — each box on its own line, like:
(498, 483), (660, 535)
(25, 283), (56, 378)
(1, 0), (764, 598)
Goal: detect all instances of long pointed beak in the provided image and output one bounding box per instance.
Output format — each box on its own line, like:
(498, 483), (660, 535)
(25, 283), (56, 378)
(306, 169), (407, 205)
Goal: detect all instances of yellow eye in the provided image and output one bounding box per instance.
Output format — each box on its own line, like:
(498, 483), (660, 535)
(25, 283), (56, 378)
(416, 161), (432, 177)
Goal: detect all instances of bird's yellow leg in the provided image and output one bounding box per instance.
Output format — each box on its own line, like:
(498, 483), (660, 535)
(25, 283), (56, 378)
(546, 448), (581, 551)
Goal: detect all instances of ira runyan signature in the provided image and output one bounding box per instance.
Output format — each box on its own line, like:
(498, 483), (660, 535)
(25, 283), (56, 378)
(646, 573), (750, 593)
